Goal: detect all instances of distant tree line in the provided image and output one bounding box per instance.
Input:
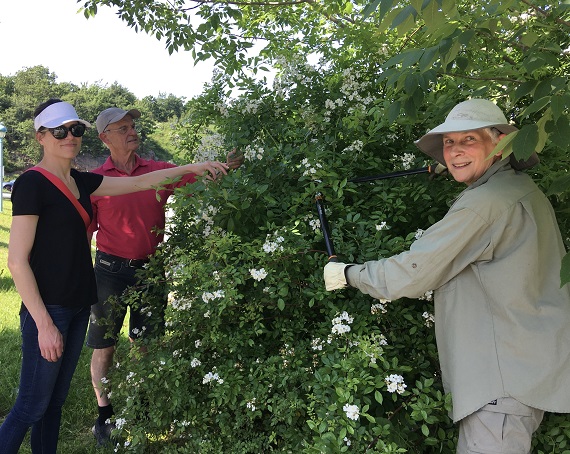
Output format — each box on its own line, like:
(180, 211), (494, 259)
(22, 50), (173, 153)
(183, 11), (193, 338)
(0, 65), (189, 175)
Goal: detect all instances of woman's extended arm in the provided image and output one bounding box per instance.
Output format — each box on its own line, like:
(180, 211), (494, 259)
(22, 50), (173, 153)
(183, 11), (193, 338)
(7, 215), (64, 362)
(92, 161), (229, 197)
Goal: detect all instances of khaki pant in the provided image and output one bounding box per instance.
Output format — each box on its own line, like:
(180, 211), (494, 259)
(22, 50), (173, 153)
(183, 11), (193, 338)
(457, 397), (544, 454)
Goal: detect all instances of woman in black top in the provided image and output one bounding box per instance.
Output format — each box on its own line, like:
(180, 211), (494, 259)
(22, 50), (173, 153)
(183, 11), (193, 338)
(0, 99), (228, 453)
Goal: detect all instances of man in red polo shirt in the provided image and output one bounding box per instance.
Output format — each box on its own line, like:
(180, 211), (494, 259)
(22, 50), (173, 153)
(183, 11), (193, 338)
(86, 107), (243, 445)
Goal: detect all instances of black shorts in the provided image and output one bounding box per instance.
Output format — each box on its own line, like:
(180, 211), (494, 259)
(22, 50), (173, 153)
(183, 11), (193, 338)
(86, 251), (166, 349)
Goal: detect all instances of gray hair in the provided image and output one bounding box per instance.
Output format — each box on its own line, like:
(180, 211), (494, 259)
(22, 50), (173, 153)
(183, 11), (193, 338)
(484, 127), (502, 144)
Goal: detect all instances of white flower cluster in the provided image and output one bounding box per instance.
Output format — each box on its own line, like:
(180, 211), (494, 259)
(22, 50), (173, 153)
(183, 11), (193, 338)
(375, 222), (388, 231)
(114, 417), (127, 430)
(140, 306), (152, 317)
(300, 158), (323, 177)
(509, 12), (532, 23)
(200, 204), (219, 237)
(331, 311), (354, 335)
(378, 43), (390, 56)
(214, 101), (229, 117)
(371, 299), (390, 315)
(309, 217), (321, 232)
(343, 403), (360, 420)
(191, 358), (201, 368)
(400, 152), (416, 170)
(203, 370), (224, 385)
(127, 372), (144, 386)
(236, 98), (263, 115)
(131, 326), (146, 336)
(385, 374), (407, 394)
(280, 343), (295, 367)
(250, 268), (268, 281)
(280, 343), (295, 357)
(422, 311), (435, 328)
(202, 289), (225, 303)
(272, 56), (314, 96)
(263, 234), (285, 254)
(172, 419), (192, 428)
(311, 338), (324, 351)
(339, 68), (374, 112)
(243, 144), (264, 161)
(193, 132), (226, 163)
(342, 140), (364, 154)
(323, 97), (345, 123)
(246, 399), (257, 411)
(415, 228), (425, 240)
(419, 290), (433, 301)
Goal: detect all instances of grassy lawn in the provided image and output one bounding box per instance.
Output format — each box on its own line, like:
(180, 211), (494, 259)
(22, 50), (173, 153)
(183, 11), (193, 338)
(0, 198), (121, 453)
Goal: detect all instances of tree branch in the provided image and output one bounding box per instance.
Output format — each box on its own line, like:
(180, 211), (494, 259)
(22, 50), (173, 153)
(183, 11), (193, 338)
(520, 0), (570, 28)
(440, 71), (525, 84)
(187, 0), (316, 6)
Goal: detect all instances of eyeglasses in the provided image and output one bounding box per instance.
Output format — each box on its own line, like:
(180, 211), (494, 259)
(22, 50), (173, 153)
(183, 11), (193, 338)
(103, 124), (139, 135)
(45, 123), (87, 140)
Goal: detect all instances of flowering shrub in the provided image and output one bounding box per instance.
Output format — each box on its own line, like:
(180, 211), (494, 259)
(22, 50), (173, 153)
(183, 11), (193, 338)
(105, 54), (569, 453)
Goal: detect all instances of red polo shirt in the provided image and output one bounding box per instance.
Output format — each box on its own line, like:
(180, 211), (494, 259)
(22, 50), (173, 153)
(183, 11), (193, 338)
(89, 155), (196, 260)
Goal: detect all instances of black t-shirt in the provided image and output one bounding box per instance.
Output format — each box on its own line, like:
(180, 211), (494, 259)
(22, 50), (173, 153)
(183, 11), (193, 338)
(12, 169), (104, 308)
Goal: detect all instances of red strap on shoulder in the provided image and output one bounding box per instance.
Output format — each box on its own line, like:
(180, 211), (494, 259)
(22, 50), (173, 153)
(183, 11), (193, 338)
(28, 166), (91, 229)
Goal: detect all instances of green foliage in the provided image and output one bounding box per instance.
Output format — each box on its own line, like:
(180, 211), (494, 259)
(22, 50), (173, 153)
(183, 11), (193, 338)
(73, 0), (570, 452)
(0, 66), (192, 174)
(2, 0), (568, 451)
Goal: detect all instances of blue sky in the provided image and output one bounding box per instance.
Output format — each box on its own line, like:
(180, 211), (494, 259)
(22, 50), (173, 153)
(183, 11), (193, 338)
(0, 0), (215, 100)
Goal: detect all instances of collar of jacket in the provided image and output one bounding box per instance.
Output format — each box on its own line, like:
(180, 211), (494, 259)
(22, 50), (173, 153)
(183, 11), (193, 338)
(452, 159), (512, 203)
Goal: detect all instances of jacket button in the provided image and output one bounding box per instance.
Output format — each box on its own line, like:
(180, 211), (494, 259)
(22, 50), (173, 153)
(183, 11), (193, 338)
(411, 263), (417, 268)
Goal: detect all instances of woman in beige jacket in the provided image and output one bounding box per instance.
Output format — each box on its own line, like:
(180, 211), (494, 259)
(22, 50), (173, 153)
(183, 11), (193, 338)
(324, 99), (570, 454)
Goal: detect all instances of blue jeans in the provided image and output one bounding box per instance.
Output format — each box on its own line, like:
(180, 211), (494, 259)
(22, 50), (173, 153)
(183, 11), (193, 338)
(0, 305), (90, 454)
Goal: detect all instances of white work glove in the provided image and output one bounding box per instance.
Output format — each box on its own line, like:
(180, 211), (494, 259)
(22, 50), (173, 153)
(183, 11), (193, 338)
(324, 262), (349, 291)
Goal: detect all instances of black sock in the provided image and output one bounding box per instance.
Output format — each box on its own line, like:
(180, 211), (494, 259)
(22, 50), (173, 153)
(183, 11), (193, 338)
(97, 404), (114, 425)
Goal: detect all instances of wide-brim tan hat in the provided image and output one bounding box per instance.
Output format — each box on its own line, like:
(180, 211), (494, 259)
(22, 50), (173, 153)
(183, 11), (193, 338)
(414, 99), (539, 170)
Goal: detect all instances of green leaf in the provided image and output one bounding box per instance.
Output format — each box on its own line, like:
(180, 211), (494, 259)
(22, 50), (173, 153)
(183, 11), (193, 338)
(391, 5), (417, 31)
(362, 0), (382, 18)
(550, 95), (568, 119)
(401, 49), (425, 69)
(520, 30), (539, 47)
(561, 253), (570, 287)
(422, 0), (445, 30)
(387, 101), (401, 124)
(511, 125), (539, 160)
(514, 80), (538, 102)
(375, 390), (384, 404)
(546, 115), (570, 150)
(419, 46), (439, 73)
(547, 174), (570, 196)
(520, 97), (550, 118)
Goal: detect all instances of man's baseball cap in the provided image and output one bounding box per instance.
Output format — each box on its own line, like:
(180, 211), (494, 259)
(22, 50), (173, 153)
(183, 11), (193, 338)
(96, 107), (141, 134)
(34, 101), (91, 131)
(415, 99), (539, 170)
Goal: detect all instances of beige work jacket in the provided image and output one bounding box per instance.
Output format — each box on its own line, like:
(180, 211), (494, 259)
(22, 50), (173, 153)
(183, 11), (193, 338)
(346, 160), (570, 421)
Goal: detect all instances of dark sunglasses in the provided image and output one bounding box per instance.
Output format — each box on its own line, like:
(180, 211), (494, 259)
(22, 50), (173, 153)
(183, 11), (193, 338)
(46, 123), (87, 139)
